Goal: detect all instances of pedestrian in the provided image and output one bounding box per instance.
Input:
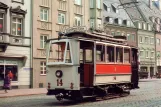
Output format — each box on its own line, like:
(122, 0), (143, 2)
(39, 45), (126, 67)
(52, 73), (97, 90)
(9, 70), (13, 80)
(3, 73), (11, 93)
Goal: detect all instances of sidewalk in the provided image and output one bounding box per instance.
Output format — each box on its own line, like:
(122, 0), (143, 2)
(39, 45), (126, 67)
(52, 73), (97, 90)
(0, 88), (47, 98)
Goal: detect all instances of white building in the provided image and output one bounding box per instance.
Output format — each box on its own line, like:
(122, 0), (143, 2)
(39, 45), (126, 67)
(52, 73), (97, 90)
(0, 0), (32, 89)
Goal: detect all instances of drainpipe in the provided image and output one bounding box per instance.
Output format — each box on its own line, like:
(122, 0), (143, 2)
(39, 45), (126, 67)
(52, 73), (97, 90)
(149, 0), (152, 9)
(30, 0), (33, 88)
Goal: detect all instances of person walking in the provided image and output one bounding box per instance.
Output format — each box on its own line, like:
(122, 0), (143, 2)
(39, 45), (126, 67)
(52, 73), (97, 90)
(3, 73), (11, 93)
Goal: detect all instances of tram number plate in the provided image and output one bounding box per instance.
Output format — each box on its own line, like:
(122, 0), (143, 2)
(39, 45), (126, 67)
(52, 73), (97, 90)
(57, 79), (63, 86)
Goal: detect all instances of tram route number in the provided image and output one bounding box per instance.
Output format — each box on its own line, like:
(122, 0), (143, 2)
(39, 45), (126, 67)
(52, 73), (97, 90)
(57, 79), (63, 86)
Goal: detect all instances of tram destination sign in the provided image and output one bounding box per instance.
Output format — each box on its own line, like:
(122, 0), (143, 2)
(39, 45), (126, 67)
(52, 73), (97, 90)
(60, 26), (87, 34)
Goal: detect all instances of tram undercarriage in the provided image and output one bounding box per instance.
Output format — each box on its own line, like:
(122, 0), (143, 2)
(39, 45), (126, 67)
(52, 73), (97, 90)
(47, 83), (132, 101)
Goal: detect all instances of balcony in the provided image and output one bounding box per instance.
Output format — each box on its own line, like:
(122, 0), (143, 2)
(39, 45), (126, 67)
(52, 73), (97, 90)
(56, 24), (69, 32)
(58, 0), (67, 11)
(74, 5), (82, 15)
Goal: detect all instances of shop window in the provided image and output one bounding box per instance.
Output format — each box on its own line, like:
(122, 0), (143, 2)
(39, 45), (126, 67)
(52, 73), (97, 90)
(116, 47), (123, 63)
(124, 48), (130, 63)
(96, 45), (105, 62)
(107, 46), (114, 62)
(0, 65), (18, 81)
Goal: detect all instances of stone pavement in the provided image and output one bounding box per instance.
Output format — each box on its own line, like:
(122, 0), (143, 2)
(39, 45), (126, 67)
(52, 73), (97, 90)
(0, 88), (47, 98)
(0, 78), (160, 98)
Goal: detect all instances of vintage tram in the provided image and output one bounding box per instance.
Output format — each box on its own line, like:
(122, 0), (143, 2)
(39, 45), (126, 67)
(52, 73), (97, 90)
(46, 27), (139, 101)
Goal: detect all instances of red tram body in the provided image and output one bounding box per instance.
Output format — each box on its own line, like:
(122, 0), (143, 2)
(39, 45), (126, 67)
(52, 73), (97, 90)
(46, 28), (139, 101)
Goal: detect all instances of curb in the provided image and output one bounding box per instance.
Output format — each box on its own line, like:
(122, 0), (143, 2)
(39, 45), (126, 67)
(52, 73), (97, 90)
(0, 93), (46, 98)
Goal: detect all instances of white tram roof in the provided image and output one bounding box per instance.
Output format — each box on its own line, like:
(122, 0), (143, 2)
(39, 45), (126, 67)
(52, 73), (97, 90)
(47, 31), (138, 49)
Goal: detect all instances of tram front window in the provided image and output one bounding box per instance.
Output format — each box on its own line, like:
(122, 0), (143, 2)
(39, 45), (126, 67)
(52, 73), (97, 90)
(48, 41), (72, 63)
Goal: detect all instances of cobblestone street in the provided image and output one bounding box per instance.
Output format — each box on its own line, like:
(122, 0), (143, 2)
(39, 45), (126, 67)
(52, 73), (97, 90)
(1, 79), (161, 107)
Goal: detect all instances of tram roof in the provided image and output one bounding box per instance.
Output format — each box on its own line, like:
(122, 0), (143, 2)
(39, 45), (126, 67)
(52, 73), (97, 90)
(47, 31), (129, 45)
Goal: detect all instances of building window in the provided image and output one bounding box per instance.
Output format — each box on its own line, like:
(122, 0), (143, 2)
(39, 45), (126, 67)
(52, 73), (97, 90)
(90, 0), (94, 8)
(90, 19), (94, 28)
(138, 22), (142, 29)
(58, 13), (65, 24)
(107, 7), (111, 12)
(151, 51), (154, 58)
(109, 18), (113, 24)
(140, 50), (144, 57)
(148, 24), (151, 31)
(75, 16), (81, 26)
(127, 34), (130, 40)
(118, 19), (122, 25)
(157, 38), (160, 45)
(40, 35), (48, 48)
(115, 9), (119, 13)
(139, 36), (143, 43)
(111, 31), (115, 36)
(143, 23), (147, 30)
(157, 51), (160, 58)
(127, 20), (131, 27)
(12, 17), (23, 36)
(0, 13), (4, 32)
(97, 19), (102, 28)
(40, 61), (46, 75)
(150, 37), (154, 44)
(40, 8), (48, 21)
(145, 37), (149, 44)
(97, 0), (101, 9)
(146, 51), (149, 58)
(75, 0), (81, 5)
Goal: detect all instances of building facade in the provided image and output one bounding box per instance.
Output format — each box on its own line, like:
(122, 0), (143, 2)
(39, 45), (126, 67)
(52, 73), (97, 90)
(32, 0), (91, 88)
(103, 0), (137, 47)
(121, 0), (158, 77)
(0, 0), (32, 89)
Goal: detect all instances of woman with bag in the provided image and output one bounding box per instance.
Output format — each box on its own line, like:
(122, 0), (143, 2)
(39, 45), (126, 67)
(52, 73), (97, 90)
(3, 73), (11, 93)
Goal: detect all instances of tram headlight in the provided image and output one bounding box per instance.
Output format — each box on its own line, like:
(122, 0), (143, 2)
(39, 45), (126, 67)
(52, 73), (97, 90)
(55, 70), (63, 78)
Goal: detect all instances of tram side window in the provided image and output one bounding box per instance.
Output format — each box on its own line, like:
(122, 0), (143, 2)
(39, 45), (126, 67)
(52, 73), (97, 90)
(107, 46), (114, 62)
(80, 49), (83, 63)
(85, 49), (93, 63)
(124, 48), (130, 63)
(65, 43), (72, 63)
(96, 45), (105, 62)
(116, 47), (123, 63)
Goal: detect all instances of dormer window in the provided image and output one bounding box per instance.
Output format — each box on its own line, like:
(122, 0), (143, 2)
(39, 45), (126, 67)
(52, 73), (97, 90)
(143, 23), (147, 30)
(138, 22), (142, 29)
(103, 3), (107, 11)
(118, 19), (122, 25)
(148, 24), (152, 31)
(127, 20), (131, 27)
(107, 7), (111, 12)
(111, 4), (119, 13)
(106, 17), (113, 24)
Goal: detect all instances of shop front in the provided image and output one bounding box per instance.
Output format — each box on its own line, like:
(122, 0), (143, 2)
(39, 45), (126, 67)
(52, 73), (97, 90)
(0, 58), (24, 89)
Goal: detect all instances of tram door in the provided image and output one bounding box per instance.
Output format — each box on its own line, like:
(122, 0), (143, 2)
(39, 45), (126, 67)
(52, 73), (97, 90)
(79, 41), (94, 87)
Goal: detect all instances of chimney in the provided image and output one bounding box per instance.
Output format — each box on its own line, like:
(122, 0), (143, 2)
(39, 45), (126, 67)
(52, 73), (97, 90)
(149, 0), (152, 8)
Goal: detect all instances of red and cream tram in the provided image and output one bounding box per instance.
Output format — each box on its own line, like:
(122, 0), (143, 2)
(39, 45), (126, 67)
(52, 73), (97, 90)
(46, 29), (139, 101)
